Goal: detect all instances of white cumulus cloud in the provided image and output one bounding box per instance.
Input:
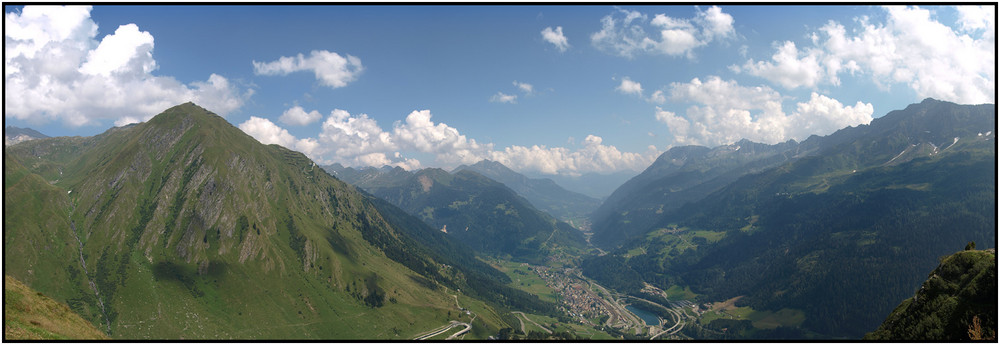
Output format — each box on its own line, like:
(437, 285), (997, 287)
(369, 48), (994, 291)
(279, 106), (323, 126)
(252, 50), (364, 89)
(697, 5), (736, 41)
(648, 13), (702, 56)
(616, 77), (643, 96)
(239, 111), (420, 170)
(590, 8), (649, 58)
(658, 76), (873, 146)
(541, 26), (570, 52)
(239, 116), (298, 148)
(79, 23), (155, 77)
(788, 92), (875, 140)
(648, 90), (667, 104)
(735, 5), (994, 104)
(392, 110), (493, 166)
(238, 116), (320, 159)
(736, 41), (826, 89)
(319, 109), (397, 163)
(591, 6), (736, 59)
(487, 135), (659, 176)
(955, 5), (994, 32)
(241, 106), (657, 176)
(4, 5), (250, 127)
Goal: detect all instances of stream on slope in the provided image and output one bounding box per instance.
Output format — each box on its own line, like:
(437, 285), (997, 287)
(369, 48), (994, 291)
(69, 204), (112, 335)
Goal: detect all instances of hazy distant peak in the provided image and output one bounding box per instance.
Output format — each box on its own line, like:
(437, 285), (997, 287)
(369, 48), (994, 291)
(5, 126), (49, 138)
(454, 159), (516, 175)
(471, 159), (508, 169)
(4, 126), (49, 146)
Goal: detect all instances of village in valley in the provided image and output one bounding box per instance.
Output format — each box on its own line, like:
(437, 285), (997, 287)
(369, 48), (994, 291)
(504, 260), (706, 340)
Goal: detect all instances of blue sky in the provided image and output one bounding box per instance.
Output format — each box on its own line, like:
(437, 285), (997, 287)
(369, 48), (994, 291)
(4, 4), (995, 176)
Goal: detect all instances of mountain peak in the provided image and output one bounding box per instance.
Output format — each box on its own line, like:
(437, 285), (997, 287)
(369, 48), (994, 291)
(135, 102), (255, 152)
(145, 102), (226, 127)
(916, 97), (962, 106)
(453, 160), (517, 179)
(466, 159), (515, 174)
(414, 167), (454, 184)
(472, 159), (504, 168)
(175, 101), (204, 110)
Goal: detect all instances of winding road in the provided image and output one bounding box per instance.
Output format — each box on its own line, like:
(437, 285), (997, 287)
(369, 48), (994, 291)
(411, 293), (477, 340)
(413, 321), (471, 340)
(625, 296), (689, 340)
(445, 322), (472, 340)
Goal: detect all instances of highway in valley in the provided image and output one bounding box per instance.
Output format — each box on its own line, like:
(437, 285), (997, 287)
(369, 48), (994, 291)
(631, 297), (690, 340)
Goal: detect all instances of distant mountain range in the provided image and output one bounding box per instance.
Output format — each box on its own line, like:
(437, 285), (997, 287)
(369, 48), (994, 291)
(326, 159), (602, 226)
(453, 160), (601, 224)
(4, 103), (553, 339)
(593, 98), (995, 248)
(584, 98), (996, 338)
(324, 164), (586, 264)
(4, 98), (994, 340)
(530, 170), (638, 200)
(5, 126), (49, 145)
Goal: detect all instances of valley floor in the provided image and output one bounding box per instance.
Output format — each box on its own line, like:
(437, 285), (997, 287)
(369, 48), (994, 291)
(489, 257), (700, 339)
(485, 245), (811, 341)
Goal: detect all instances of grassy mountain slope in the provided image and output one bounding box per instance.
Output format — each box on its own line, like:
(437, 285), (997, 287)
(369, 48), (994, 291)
(865, 248), (996, 341)
(453, 160), (600, 223)
(4, 275), (109, 340)
(4, 103), (528, 339)
(4, 149), (92, 327)
(326, 165), (586, 264)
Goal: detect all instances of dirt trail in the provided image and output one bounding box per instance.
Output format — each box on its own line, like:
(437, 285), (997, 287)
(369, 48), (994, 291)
(515, 313), (526, 334)
(709, 296), (743, 312)
(513, 311), (551, 334)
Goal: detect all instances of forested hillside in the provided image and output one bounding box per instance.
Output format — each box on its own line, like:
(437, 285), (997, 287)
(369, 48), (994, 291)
(590, 139), (798, 247)
(582, 99), (996, 338)
(865, 247), (996, 341)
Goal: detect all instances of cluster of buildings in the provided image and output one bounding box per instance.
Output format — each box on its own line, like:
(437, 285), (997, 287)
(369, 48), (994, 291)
(528, 265), (619, 327)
